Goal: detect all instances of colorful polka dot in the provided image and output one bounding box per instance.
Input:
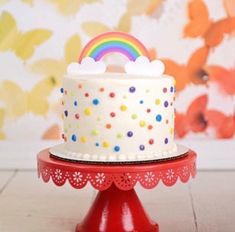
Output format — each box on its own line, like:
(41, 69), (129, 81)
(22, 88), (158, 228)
(120, 105), (127, 111)
(129, 86), (136, 93)
(60, 88), (64, 93)
(91, 130), (99, 136)
(96, 116), (101, 121)
(110, 112), (116, 117)
(149, 139), (154, 145)
(64, 110), (68, 117)
(85, 93), (89, 97)
(170, 86), (174, 92)
(71, 134), (76, 142)
(99, 87), (104, 92)
(164, 101), (169, 107)
(106, 124), (112, 129)
(163, 87), (167, 93)
(139, 120), (146, 127)
(139, 145), (145, 151)
(64, 90), (68, 95)
(92, 98), (99, 105)
(95, 142), (99, 147)
(117, 133), (123, 139)
(74, 100), (78, 106)
(109, 92), (115, 98)
(131, 114), (138, 120)
(114, 146), (120, 152)
(148, 125), (153, 130)
(170, 128), (174, 134)
(139, 100), (144, 104)
(84, 108), (92, 116)
(156, 114), (162, 122)
(147, 108), (151, 113)
(80, 136), (87, 143)
(78, 84), (82, 88)
(165, 119), (169, 124)
(165, 138), (168, 144)
(61, 100), (64, 105)
(155, 99), (160, 105)
(102, 141), (109, 148)
(127, 131), (133, 137)
(75, 113), (80, 119)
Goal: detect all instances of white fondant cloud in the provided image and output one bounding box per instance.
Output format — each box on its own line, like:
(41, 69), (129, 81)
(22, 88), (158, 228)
(124, 56), (165, 77)
(67, 57), (106, 75)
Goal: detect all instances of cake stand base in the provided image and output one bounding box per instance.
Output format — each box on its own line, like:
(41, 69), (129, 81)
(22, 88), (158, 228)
(76, 184), (158, 232)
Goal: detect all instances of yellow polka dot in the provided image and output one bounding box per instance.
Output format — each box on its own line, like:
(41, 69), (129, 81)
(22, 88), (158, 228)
(77, 124), (80, 128)
(84, 107), (92, 116)
(64, 128), (68, 133)
(139, 120), (146, 127)
(117, 133), (123, 139)
(61, 114), (64, 120)
(102, 141), (109, 148)
(91, 130), (99, 136)
(80, 136), (87, 143)
(170, 128), (174, 135)
(70, 92), (74, 97)
(155, 99), (160, 105)
(131, 114), (138, 120)
(120, 105), (127, 111)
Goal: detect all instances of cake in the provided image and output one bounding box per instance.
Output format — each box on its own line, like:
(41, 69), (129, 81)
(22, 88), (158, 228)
(50, 32), (187, 162)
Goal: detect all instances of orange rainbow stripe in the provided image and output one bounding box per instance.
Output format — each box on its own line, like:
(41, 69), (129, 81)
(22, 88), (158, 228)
(79, 32), (149, 62)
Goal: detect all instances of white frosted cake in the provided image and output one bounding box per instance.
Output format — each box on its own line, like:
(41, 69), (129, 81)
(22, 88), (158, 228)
(50, 32), (187, 162)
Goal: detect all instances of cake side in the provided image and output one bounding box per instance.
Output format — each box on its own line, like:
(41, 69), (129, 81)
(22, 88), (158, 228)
(61, 73), (176, 161)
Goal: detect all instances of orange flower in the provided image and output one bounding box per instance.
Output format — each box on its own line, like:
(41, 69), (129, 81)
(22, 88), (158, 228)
(162, 46), (209, 91)
(175, 95), (208, 138)
(206, 66), (235, 95)
(184, 0), (235, 48)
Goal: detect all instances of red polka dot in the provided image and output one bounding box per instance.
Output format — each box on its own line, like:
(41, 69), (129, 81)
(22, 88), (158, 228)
(64, 90), (67, 95)
(75, 113), (80, 119)
(85, 93), (89, 97)
(110, 112), (116, 117)
(163, 87), (167, 93)
(64, 136), (67, 142)
(149, 139), (154, 145)
(78, 84), (82, 89)
(100, 87), (104, 92)
(148, 125), (153, 130)
(109, 92), (115, 98)
(166, 119), (169, 124)
(147, 108), (151, 113)
(106, 124), (112, 129)
(62, 134), (65, 139)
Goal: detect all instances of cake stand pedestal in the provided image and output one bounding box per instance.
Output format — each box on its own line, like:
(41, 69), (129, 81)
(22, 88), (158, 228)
(37, 149), (196, 232)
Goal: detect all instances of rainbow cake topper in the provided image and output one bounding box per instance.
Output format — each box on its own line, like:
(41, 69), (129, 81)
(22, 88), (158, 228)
(79, 32), (150, 62)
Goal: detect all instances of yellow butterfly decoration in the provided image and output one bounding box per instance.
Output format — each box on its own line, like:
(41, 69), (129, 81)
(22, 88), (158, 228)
(0, 11), (52, 61)
(0, 76), (57, 119)
(0, 108), (6, 140)
(82, 0), (163, 35)
(46, 0), (100, 16)
(31, 35), (81, 86)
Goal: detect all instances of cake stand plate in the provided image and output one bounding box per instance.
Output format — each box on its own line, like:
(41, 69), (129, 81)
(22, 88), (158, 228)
(49, 143), (189, 163)
(37, 149), (196, 232)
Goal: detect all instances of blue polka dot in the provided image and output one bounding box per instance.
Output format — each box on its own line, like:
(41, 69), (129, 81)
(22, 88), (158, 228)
(64, 110), (68, 117)
(129, 86), (136, 93)
(71, 134), (76, 142)
(60, 88), (64, 93)
(156, 114), (162, 122)
(95, 142), (99, 147)
(140, 100), (144, 104)
(165, 138), (168, 144)
(92, 99), (99, 105)
(74, 101), (78, 106)
(114, 146), (120, 152)
(127, 131), (133, 137)
(139, 145), (145, 151)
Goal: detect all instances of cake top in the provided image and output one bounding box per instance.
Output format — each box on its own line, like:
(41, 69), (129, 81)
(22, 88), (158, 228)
(66, 32), (165, 78)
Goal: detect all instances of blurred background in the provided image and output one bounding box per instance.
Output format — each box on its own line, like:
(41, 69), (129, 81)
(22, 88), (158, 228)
(0, 0), (234, 169)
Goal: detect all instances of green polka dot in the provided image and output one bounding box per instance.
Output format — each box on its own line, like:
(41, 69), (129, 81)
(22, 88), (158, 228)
(131, 114), (138, 120)
(117, 133), (123, 139)
(91, 130), (99, 136)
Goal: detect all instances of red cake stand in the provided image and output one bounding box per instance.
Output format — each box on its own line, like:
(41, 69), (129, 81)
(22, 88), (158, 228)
(37, 149), (196, 232)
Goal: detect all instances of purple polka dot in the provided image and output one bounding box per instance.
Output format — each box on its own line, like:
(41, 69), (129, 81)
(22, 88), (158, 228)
(139, 145), (145, 151)
(170, 86), (174, 92)
(64, 110), (68, 117)
(164, 101), (169, 107)
(127, 131), (133, 137)
(164, 138), (168, 144)
(129, 86), (136, 93)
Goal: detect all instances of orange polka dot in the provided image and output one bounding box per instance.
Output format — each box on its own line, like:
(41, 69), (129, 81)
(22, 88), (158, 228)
(106, 124), (112, 129)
